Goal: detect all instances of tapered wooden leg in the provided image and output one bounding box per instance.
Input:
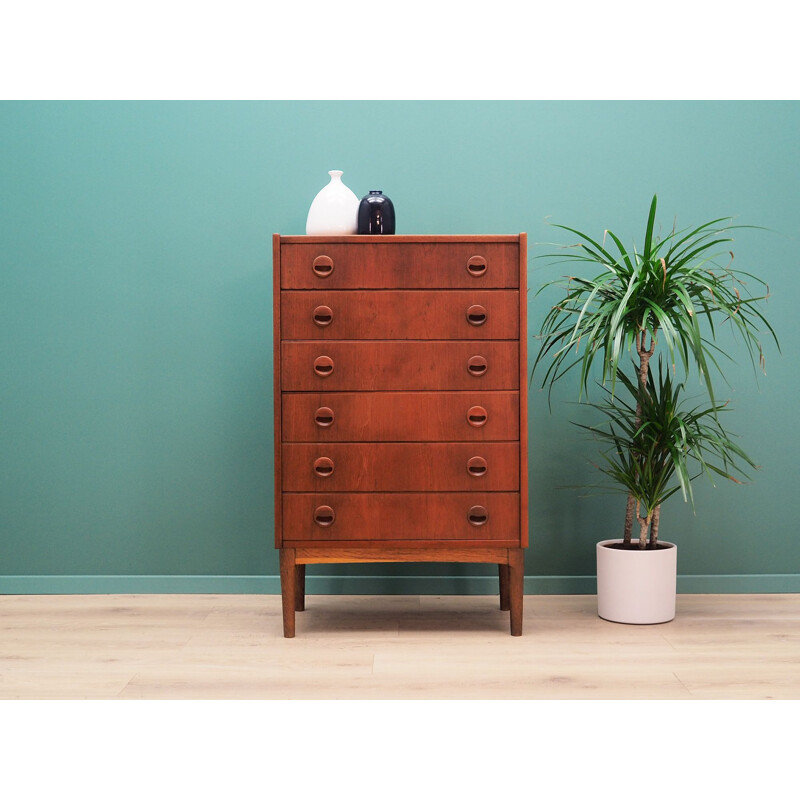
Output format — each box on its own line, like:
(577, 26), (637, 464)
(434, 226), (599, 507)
(295, 564), (306, 612)
(279, 548), (296, 638)
(508, 548), (524, 636)
(498, 564), (510, 611)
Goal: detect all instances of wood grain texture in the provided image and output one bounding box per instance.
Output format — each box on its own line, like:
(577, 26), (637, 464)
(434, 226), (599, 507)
(281, 442), (519, 492)
(281, 391), (520, 442)
(294, 545), (512, 563)
(280, 235), (522, 243)
(280, 241), (520, 289)
(2, 594), (799, 699)
(273, 234), (284, 548)
(508, 547), (524, 635)
(281, 341), (519, 391)
(285, 538), (521, 549)
(499, 564), (510, 610)
(518, 233), (529, 549)
(295, 564), (306, 612)
(274, 235), (527, 635)
(279, 548), (296, 637)
(280, 289), (520, 340)
(282, 492), (520, 542)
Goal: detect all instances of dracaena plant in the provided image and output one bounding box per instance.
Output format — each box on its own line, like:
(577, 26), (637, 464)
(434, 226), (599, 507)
(577, 364), (757, 548)
(533, 195), (779, 548)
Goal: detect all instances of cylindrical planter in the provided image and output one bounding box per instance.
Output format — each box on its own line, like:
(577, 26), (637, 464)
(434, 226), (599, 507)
(596, 539), (677, 624)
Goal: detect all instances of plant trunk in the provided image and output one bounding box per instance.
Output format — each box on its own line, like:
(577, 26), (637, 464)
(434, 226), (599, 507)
(623, 495), (635, 545)
(638, 517), (649, 549)
(637, 500), (652, 549)
(623, 328), (658, 546)
(649, 504), (661, 547)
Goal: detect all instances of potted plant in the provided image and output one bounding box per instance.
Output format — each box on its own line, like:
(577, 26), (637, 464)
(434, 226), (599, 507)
(532, 195), (779, 623)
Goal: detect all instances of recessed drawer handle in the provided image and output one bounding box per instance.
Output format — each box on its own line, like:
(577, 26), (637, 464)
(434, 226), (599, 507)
(314, 407), (335, 427)
(468, 505), (489, 526)
(466, 255), (487, 277)
(313, 305), (333, 327)
(467, 456), (488, 477)
(467, 355), (488, 376)
(312, 255), (334, 278)
(313, 355), (334, 376)
(467, 405), (488, 427)
(314, 505), (336, 527)
(313, 456), (335, 477)
(466, 304), (487, 326)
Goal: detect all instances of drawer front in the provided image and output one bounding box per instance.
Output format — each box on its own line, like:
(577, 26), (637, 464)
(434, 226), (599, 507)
(281, 242), (520, 289)
(280, 290), (520, 340)
(282, 492), (520, 542)
(282, 391), (520, 442)
(281, 341), (519, 391)
(282, 442), (520, 492)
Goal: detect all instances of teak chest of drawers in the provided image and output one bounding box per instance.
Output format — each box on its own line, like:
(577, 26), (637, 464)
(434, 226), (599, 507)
(273, 234), (528, 636)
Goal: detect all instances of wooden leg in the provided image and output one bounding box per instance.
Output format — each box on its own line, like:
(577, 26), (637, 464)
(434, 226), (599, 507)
(295, 564), (306, 612)
(508, 548), (524, 636)
(498, 564), (510, 611)
(279, 548), (296, 638)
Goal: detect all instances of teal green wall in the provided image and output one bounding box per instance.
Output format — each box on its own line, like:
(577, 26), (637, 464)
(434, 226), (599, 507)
(1, 101), (798, 594)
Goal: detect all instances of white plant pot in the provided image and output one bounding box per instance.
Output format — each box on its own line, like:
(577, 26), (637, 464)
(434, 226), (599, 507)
(305, 170), (359, 235)
(596, 539), (677, 624)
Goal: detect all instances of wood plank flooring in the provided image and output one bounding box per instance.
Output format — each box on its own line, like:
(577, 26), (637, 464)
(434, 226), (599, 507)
(1, 593), (798, 699)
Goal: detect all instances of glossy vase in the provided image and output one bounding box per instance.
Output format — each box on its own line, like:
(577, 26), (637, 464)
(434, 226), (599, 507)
(305, 170), (359, 235)
(357, 190), (396, 235)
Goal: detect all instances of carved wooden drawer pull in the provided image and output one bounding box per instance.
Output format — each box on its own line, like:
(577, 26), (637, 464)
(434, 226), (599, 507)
(467, 355), (488, 376)
(314, 407), (335, 427)
(314, 505), (336, 527)
(312, 255), (334, 278)
(467, 456), (488, 477)
(467, 405), (488, 427)
(466, 304), (487, 326)
(468, 505), (489, 526)
(313, 456), (335, 477)
(313, 355), (334, 377)
(466, 255), (487, 277)
(313, 305), (333, 327)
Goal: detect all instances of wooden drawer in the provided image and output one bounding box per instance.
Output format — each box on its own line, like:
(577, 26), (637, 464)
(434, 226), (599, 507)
(282, 492), (521, 542)
(280, 240), (520, 289)
(281, 341), (519, 391)
(280, 290), (520, 340)
(281, 442), (520, 492)
(282, 391), (520, 442)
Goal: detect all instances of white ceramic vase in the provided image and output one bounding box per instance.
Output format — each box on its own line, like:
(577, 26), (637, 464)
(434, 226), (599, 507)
(305, 170), (359, 235)
(596, 539), (677, 624)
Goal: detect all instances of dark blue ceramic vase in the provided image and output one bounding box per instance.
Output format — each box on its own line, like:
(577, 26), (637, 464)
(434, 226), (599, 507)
(357, 190), (395, 235)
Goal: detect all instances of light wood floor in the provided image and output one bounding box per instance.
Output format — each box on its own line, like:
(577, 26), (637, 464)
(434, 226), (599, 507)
(1, 593), (798, 699)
